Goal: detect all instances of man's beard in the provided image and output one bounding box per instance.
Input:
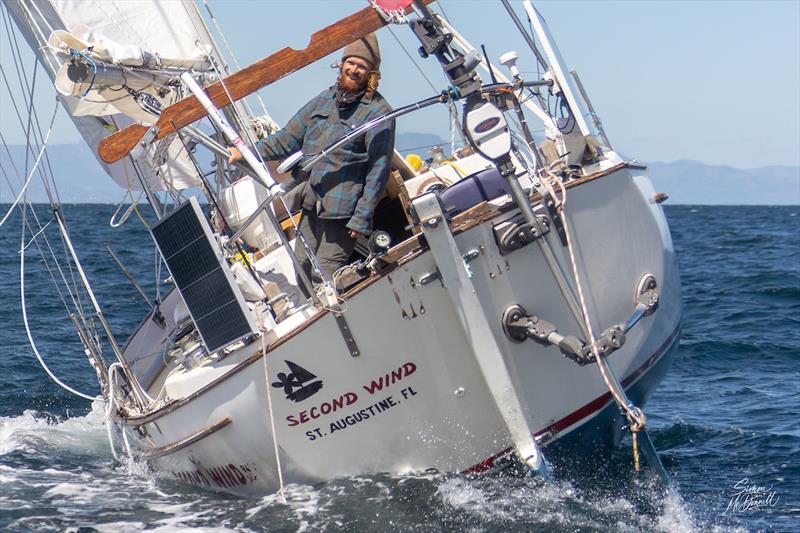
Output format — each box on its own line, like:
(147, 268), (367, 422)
(337, 71), (368, 94)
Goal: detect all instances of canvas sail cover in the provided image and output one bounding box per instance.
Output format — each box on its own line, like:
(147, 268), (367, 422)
(5, 0), (229, 192)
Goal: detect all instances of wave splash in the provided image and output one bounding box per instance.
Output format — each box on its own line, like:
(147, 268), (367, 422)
(0, 400), (109, 457)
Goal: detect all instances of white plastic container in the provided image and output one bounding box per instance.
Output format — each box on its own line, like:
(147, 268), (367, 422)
(219, 176), (281, 251)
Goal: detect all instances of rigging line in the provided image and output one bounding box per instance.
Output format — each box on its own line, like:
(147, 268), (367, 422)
(0, 154), (77, 313)
(0, 102), (58, 228)
(2, 1), (60, 75)
(386, 17), (468, 151)
(0, 156), (73, 313)
(4, 47), (85, 313)
(12, 29), (60, 196)
(181, 1), (268, 164)
(386, 18), (470, 178)
(181, 3), (311, 262)
(23, 56), (63, 210)
(436, 0), (452, 23)
(386, 26), (438, 92)
(22, 58), (38, 177)
(396, 141), (466, 153)
(0, 22), (60, 202)
(20, 218), (54, 251)
(540, 167), (646, 428)
(109, 150), (145, 229)
(0, 134), (90, 320)
(26, 0), (55, 35)
(25, 213), (73, 312)
(19, 202), (98, 402)
(201, 0), (269, 117)
(107, 119), (152, 229)
(187, 0), (258, 121)
(154, 245), (162, 303)
(200, 0), (235, 70)
(181, 4), (235, 92)
(182, 0), (302, 236)
(192, 18), (262, 155)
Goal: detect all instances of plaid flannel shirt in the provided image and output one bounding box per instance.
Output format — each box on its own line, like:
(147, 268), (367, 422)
(257, 87), (395, 234)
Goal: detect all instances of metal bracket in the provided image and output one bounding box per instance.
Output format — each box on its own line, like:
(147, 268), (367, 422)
(502, 274), (660, 365)
(418, 248), (481, 285)
(411, 191), (548, 477)
(333, 311), (360, 357)
(502, 304), (594, 365)
(494, 216), (550, 255)
(418, 269), (441, 285)
(129, 125), (159, 160)
(319, 288), (360, 357)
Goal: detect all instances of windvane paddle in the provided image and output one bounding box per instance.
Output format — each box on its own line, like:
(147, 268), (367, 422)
(97, 0), (429, 164)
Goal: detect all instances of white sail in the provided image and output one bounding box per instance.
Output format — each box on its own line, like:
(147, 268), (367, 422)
(5, 0), (230, 192)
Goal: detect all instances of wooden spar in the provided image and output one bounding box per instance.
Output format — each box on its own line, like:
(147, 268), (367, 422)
(97, 1), (430, 164)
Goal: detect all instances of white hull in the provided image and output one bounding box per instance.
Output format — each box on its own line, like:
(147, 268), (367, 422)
(119, 162), (681, 494)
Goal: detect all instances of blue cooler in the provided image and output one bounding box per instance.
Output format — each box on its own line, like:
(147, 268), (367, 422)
(439, 167), (511, 217)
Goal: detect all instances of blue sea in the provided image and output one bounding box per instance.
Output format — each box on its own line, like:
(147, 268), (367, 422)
(0, 204), (797, 532)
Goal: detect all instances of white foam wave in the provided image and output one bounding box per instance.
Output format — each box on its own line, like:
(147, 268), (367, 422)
(438, 477), (493, 517)
(0, 399), (110, 457)
(43, 481), (105, 503)
(434, 474), (715, 532)
(85, 521), (147, 533)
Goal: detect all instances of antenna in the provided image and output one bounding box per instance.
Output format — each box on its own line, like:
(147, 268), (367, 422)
(499, 51), (520, 79)
(481, 44), (498, 84)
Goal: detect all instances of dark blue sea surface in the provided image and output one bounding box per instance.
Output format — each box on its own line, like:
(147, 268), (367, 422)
(0, 204), (797, 532)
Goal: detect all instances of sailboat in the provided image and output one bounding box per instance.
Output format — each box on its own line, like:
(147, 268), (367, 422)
(3, 0), (681, 495)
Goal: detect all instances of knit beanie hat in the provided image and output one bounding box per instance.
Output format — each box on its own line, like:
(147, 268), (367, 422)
(341, 33), (381, 70)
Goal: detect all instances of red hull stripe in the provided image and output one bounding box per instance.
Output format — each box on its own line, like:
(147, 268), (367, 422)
(464, 325), (681, 474)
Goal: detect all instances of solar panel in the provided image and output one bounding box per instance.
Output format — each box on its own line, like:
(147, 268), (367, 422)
(151, 197), (258, 353)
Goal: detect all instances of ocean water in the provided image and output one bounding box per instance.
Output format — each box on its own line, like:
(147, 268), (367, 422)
(0, 204), (797, 532)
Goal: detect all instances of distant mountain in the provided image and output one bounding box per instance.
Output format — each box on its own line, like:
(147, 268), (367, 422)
(2, 140), (798, 205)
(646, 159), (799, 206)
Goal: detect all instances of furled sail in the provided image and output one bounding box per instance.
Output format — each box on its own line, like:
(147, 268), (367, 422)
(5, 0), (231, 192)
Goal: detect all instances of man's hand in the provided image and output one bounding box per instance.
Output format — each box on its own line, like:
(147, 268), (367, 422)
(348, 229), (366, 240)
(228, 146), (243, 165)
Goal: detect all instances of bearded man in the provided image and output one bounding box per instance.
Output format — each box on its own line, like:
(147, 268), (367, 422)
(229, 33), (395, 291)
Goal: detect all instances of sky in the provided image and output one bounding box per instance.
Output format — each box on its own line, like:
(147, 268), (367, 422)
(1, 0), (799, 169)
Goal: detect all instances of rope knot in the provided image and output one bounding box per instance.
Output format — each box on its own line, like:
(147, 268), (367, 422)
(627, 406), (646, 432)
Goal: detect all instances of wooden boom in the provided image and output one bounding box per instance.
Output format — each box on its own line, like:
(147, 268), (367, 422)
(97, 1), (427, 164)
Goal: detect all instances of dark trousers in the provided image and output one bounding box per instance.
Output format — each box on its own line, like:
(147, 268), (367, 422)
(294, 208), (355, 294)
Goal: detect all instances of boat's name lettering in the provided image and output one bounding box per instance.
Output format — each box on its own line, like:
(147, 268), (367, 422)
(172, 463), (257, 488)
(287, 362), (417, 427)
(362, 362), (416, 394)
(286, 392), (358, 427)
(306, 386), (419, 441)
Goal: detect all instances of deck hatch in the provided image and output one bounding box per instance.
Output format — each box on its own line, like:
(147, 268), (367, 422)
(150, 197), (257, 353)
